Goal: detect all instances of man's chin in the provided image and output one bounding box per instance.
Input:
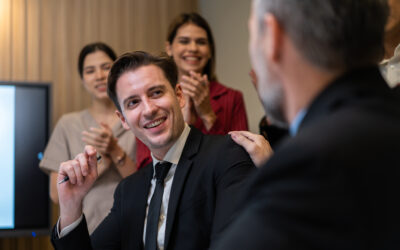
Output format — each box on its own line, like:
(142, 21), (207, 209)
(146, 136), (173, 150)
(261, 97), (288, 129)
(266, 113), (289, 129)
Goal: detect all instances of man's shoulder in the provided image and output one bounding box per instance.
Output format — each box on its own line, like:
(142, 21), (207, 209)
(196, 133), (255, 172)
(262, 98), (400, 177)
(201, 133), (244, 153)
(185, 126), (242, 155)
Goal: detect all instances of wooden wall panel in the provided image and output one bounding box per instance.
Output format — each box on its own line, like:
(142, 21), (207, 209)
(11, 0), (27, 81)
(0, 0), (12, 80)
(39, 0), (54, 83)
(66, 0), (84, 111)
(0, 0), (197, 249)
(26, 0), (40, 80)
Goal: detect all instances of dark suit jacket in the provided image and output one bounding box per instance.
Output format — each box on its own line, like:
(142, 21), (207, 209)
(213, 67), (400, 250)
(52, 127), (255, 250)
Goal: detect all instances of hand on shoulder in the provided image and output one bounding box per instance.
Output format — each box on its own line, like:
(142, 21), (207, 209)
(229, 131), (273, 167)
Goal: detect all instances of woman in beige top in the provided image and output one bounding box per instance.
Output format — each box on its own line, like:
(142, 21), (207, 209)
(39, 42), (137, 233)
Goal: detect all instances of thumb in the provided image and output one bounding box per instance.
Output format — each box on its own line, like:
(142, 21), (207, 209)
(202, 74), (209, 87)
(234, 131), (260, 142)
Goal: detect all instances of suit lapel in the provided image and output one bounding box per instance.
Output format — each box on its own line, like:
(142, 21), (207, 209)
(163, 128), (202, 249)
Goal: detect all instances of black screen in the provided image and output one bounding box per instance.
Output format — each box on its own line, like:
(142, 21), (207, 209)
(0, 82), (51, 237)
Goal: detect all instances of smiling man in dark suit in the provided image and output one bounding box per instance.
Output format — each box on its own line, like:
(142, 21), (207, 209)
(51, 51), (255, 250)
(213, 0), (400, 249)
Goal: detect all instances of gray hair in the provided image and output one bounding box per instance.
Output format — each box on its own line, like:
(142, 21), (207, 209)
(253, 0), (389, 70)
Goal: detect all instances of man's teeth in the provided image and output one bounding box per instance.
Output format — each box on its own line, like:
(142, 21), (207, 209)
(146, 119), (164, 128)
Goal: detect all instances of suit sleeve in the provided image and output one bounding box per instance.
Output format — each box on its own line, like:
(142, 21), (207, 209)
(90, 183), (123, 249)
(210, 138), (255, 243)
(51, 215), (92, 250)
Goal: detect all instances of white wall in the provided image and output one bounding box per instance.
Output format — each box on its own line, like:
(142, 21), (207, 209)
(199, 0), (264, 133)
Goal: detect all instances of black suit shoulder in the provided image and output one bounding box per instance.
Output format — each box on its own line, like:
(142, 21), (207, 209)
(199, 133), (255, 175)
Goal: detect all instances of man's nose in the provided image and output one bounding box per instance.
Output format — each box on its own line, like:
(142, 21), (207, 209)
(142, 99), (157, 117)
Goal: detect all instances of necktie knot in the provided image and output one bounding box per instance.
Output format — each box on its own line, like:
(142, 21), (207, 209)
(155, 162), (172, 183)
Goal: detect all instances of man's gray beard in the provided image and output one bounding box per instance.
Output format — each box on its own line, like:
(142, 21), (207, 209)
(259, 82), (289, 129)
(250, 39), (288, 129)
(255, 59), (289, 129)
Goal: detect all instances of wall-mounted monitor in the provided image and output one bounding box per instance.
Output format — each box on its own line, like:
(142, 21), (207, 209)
(0, 81), (51, 237)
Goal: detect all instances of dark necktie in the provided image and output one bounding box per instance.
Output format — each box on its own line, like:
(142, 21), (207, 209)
(144, 161), (172, 250)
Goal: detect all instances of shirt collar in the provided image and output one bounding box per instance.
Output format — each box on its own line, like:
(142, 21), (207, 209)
(289, 109), (307, 136)
(151, 123), (191, 167)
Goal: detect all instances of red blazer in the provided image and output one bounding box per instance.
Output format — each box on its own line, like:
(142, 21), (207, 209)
(136, 81), (248, 169)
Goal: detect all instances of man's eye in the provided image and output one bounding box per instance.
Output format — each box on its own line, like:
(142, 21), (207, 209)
(127, 99), (139, 108)
(152, 90), (163, 97)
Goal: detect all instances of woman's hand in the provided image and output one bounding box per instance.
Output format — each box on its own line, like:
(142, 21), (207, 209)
(180, 71), (216, 130)
(82, 122), (118, 155)
(181, 94), (198, 125)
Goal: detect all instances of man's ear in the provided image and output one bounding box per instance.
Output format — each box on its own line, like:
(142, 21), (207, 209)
(264, 13), (283, 63)
(165, 41), (173, 57)
(175, 84), (186, 108)
(116, 110), (130, 130)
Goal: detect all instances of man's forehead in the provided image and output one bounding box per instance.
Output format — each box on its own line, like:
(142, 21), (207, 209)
(116, 65), (172, 96)
(119, 65), (168, 85)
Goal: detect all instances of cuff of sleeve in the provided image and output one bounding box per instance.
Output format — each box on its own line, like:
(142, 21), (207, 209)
(57, 214), (83, 238)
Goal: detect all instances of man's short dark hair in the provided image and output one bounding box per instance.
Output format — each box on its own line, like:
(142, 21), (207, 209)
(254, 0), (389, 70)
(107, 51), (178, 112)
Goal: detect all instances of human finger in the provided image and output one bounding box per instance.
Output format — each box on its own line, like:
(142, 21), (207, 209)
(74, 154), (88, 185)
(182, 75), (206, 93)
(181, 84), (196, 99)
(84, 145), (98, 176)
(59, 160), (79, 185)
(180, 77), (199, 92)
(229, 131), (273, 167)
(100, 122), (112, 131)
(82, 130), (105, 144)
(232, 131), (262, 143)
(188, 71), (203, 82)
(89, 127), (110, 139)
(229, 131), (256, 152)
